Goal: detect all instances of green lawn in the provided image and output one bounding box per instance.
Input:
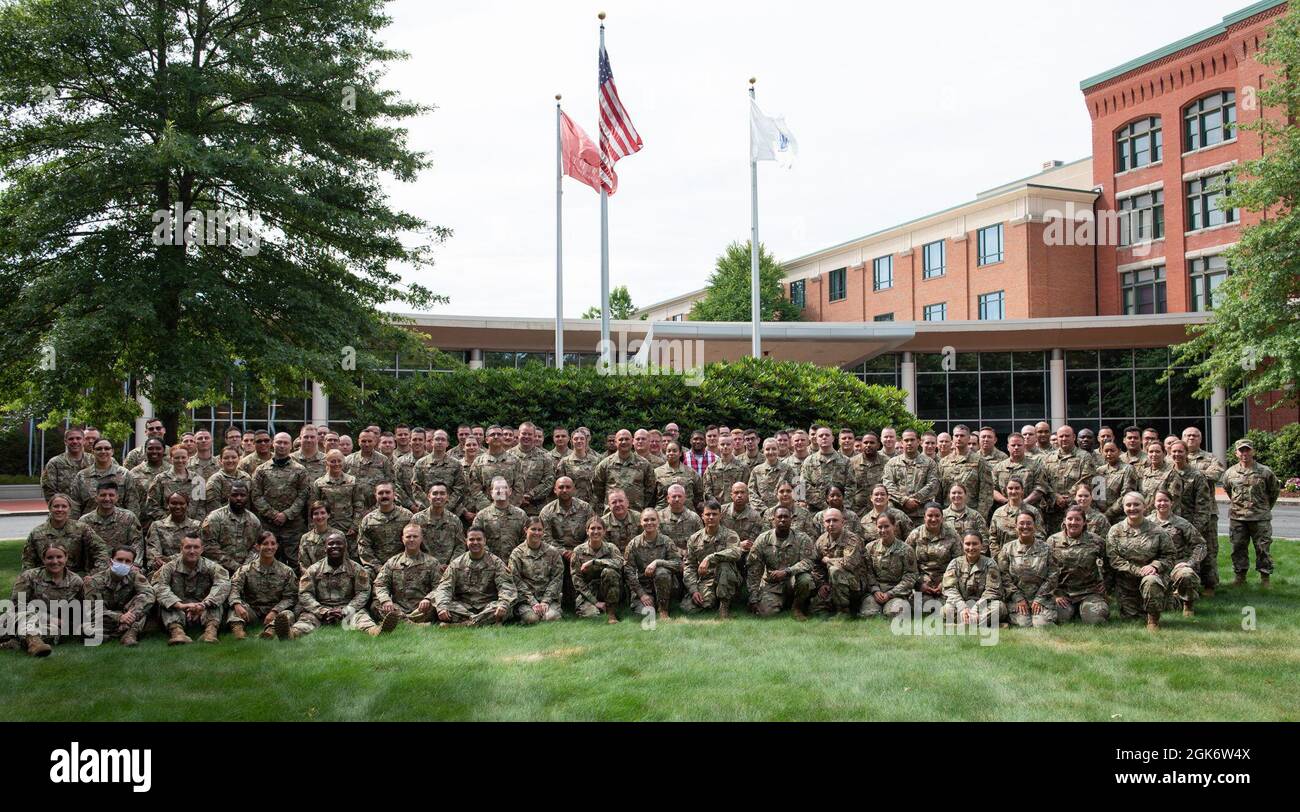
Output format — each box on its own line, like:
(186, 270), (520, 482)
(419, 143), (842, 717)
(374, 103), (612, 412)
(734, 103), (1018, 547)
(0, 538), (1296, 721)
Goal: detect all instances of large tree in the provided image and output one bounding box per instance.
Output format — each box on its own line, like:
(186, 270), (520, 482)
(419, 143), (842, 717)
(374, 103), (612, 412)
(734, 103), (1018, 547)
(0, 0), (447, 441)
(688, 240), (801, 323)
(581, 285), (640, 320)
(1168, 3), (1300, 409)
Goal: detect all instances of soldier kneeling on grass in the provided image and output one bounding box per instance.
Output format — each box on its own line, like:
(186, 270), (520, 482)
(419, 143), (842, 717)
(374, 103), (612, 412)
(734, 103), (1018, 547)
(84, 545), (155, 647)
(284, 532), (396, 639)
(228, 531), (298, 640)
(432, 527), (516, 628)
(155, 531), (231, 645)
(371, 523), (442, 627)
(5, 545), (87, 657)
(509, 517), (565, 625)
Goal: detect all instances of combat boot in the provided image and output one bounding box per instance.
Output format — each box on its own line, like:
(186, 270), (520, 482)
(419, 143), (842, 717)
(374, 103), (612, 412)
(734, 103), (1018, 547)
(1233, 573), (1246, 587)
(1182, 603), (1194, 618)
(200, 622), (220, 643)
(605, 606), (620, 624)
(656, 592), (671, 620)
(25, 635), (52, 657)
(1146, 612), (1160, 631)
(1260, 574), (1270, 589)
(792, 605), (809, 622)
(120, 630), (138, 647)
(718, 602), (731, 620)
(230, 622), (247, 640)
(167, 624), (192, 645)
(1202, 587), (1215, 598)
(379, 612), (400, 634)
(274, 612), (293, 640)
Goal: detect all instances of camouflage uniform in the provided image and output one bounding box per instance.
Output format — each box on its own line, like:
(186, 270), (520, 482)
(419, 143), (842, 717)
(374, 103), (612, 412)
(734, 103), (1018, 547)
(237, 452), (272, 478)
(228, 558), (298, 630)
(763, 503), (820, 540)
(680, 527), (742, 613)
(746, 528), (815, 616)
(129, 461), (167, 513)
(512, 447), (556, 516)
(41, 451), (91, 504)
(1222, 461), (1280, 577)
(593, 452), (656, 513)
(848, 453), (887, 514)
(297, 527), (339, 574)
(980, 447), (1009, 465)
(622, 533), (683, 612)
(79, 507), (143, 567)
(69, 463), (136, 519)
(1081, 508), (1111, 540)
(907, 524), (962, 599)
(799, 450), (853, 513)
(942, 505), (988, 548)
(1047, 530), (1109, 624)
(941, 555), (1004, 626)
(570, 540), (625, 618)
(251, 458), (310, 568)
(145, 515), (202, 574)
(373, 550), (442, 623)
(409, 507), (467, 565)
(601, 510), (641, 554)
(432, 551), (516, 625)
(1137, 461), (1182, 514)
(746, 461), (790, 513)
(471, 503), (528, 562)
(656, 506), (701, 552)
(509, 542), (566, 622)
(145, 469), (207, 523)
(1120, 449), (1146, 467)
(84, 566), (155, 640)
(997, 537), (1059, 626)
(987, 503), (1043, 558)
(812, 507), (865, 538)
(357, 505), (416, 576)
(654, 462), (704, 510)
(293, 558), (377, 634)
(412, 454), (469, 516)
(1172, 464), (1216, 588)
(8, 567), (87, 642)
(200, 506), (262, 574)
(1187, 450), (1225, 588)
(466, 450), (523, 511)
(939, 450), (995, 517)
(860, 506), (914, 546)
(1149, 512), (1205, 608)
(1039, 447), (1095, 530)
(344, 451), (394, 510)
(204, 469), (252, 516)
(1094, 461), (1139, 523)
(538, 497), (593, 551)
(882, 452), (940, 522)
(290, 450), (327, 492)
(557, 452), (599, 506)
(721, 502), (766, 544)
(310, 472), (368, 541)
(991, 456), (1052, 511)
(1106, 518), (1176, 618)
(154, 557), (231, 630)
(859, 537), (918, 619)
(190, 455), (220, 486)
(22, 519), (107, 577)
(810, 530), (865, 615)
(125, 444), (167, 471)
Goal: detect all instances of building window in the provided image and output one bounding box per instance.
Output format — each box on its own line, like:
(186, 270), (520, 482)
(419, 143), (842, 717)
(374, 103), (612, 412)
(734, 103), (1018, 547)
(1116, 116), (1163, 171)
(1189, 255), (1230, 312)
(914, 351), (1049, 444)
(844, 353), (901, 388)
(1120, 266), (1166, 315)
(668, 313), (684, 322)
(1184, 91), (1236, 151)
(1186, 173), (1236, 231)
(978, 291), (1006, 321)
(828, 268), (847, 302)
(872, 256), (893, 291)
(873, 312), (894, 322)
(789, 279), (805, 308)
(923, 303), (947, 322)
(922, 240), (945, 279)
(977, 224), (1004, 265)
(1118, 189), (1164, 245)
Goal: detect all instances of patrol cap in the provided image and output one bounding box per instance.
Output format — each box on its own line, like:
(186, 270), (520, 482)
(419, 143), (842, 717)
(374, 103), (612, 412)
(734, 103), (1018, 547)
(1235, 439), (1254, 450)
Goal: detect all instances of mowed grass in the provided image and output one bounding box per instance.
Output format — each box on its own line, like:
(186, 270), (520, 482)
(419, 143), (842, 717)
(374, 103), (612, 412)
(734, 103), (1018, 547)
(0, 538), (1297, 722)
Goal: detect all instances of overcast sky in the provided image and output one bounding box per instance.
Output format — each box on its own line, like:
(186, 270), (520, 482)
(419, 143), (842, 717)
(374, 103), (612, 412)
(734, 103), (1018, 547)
(379, 0), (1240, 318)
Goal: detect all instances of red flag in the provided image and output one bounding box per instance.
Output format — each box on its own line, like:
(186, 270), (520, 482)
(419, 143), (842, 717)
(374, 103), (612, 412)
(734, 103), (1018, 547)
(560, 111), (605, 195)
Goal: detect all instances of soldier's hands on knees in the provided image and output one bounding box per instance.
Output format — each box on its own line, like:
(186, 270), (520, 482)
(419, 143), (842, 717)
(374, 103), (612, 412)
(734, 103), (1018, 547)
(771, 569), (786, 581)
(1015, 599), (1029, 614)
(644, 565), (656, 577)
(1055, 596), (1070, 610)
(874, 591), (889, 604)
(692, 591), (705, 607)
(437, 609), (452, 622)
(417, 599), (432, 614)
(493, 605), (506, 620)
(640, 595), (654, 608)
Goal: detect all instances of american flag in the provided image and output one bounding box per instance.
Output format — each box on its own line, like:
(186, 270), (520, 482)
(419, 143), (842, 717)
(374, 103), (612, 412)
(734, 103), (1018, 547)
(597, 43), (642, 195)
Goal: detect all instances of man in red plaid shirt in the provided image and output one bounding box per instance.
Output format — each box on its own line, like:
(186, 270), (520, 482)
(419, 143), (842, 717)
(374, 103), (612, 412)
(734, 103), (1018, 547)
(683, 430), (716, 477)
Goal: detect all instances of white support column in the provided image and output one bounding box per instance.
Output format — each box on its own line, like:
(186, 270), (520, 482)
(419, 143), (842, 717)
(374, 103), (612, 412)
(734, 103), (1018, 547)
(1211, 386), (1229, 465)
(900, 352), (917, 414)
(1049, 349), (1066, 429)
(468, 349), (484, 370)
(135, 387), (154, 451)
(311, 381), (329, 428)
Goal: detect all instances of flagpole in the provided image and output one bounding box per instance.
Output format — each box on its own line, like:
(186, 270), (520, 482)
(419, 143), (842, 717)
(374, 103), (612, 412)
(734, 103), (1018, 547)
(555, 94), (565, 370)
(598, 12), (611, 368)
(749, 78), (762, 358)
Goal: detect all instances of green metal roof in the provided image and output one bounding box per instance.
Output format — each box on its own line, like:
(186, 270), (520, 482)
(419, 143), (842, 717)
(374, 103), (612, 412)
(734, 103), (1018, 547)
(1079, 0), (1286, 90)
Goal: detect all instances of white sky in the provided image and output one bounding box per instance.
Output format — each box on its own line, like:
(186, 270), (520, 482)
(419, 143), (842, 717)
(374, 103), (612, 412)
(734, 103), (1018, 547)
(379, 0), (1241, 318)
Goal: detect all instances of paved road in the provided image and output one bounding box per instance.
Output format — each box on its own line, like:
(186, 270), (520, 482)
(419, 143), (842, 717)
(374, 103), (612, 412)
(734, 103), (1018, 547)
(3, 504), (1300, 542)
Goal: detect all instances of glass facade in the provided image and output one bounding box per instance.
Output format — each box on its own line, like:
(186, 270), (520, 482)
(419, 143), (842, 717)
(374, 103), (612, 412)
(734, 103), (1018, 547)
(914, 351), (1048, 443)
(844, 354), (900, 389)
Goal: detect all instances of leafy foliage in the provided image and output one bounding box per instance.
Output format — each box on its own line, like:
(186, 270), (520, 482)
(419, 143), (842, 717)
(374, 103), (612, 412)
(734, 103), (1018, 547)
(0, 0), (448, 439)
(1168, 4), (1300, 408)
(581, 285), (641, 320)
(689, 241), (801, 323)
(336, 357), (927, 438)
(1243, 422), (1300, 480)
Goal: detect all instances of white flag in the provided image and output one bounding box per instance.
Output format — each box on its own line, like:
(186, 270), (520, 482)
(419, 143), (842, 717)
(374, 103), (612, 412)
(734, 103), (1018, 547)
(750, 99), (798, 168)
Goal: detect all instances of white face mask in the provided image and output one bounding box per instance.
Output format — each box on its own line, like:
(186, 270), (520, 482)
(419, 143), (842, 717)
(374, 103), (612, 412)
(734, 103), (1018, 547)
(110, 561), (132, 577)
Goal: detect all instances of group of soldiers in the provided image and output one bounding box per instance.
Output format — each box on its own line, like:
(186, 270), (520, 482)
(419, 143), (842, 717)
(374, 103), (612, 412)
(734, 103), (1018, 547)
(5, 415), (1281, 655)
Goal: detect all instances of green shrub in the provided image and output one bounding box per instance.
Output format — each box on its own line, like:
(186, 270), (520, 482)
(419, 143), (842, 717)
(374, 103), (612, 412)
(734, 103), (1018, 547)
(335, 357), (929, 439)
(1243, 423), (1300, 480)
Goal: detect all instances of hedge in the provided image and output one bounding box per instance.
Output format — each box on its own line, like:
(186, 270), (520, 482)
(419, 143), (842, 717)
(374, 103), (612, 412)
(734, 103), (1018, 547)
(335, 357), (929, 440)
